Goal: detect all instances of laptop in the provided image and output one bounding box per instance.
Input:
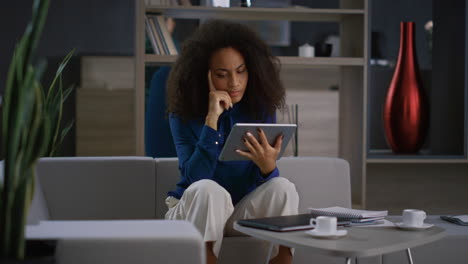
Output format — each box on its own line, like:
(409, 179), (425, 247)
(237, 214), (351, 232)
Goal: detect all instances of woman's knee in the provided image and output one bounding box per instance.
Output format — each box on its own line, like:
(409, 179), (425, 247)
(265, 177), (299, 203)
(186, 179), (232, 202)
(267, 177), (297, 194)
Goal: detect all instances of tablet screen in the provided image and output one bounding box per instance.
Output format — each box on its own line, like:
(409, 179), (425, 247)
(218, 123), (297, 161)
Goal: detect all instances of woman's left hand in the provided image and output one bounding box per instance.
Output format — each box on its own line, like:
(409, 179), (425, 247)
(236, 128), (283, 175)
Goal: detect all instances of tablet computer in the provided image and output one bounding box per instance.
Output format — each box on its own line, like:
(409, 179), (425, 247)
(218, 123), (297, 161)
(237, 214), (351, 232)
(237, 214), (314, 232)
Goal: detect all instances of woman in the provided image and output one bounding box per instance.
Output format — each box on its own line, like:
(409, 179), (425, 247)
(165, 20), (299, 264)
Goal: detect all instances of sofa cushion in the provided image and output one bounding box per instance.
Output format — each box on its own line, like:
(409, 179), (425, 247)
(276, 157), (351, 212)
(154, 157), (351, 218)
(36, 157), (156, 220)
(155, 158), (179, 219)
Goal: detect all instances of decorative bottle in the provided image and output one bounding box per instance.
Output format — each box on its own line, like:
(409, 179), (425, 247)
(383, 21), (429, 154)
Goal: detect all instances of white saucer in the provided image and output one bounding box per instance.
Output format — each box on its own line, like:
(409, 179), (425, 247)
(395, 222), (434, 231)
(305, 229), (347, 239)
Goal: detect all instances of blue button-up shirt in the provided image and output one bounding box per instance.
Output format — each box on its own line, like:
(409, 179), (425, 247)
(167, 103), (279, 205)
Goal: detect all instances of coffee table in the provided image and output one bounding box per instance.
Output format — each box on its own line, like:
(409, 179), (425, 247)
(234, 219), (445, 264)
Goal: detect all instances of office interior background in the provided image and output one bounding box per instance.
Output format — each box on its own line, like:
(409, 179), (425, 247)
(0, 0), (467, 214)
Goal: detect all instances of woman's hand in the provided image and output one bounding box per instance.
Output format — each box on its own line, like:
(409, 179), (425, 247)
(205, 71), (232, 130)
(236, 128), (283, 175)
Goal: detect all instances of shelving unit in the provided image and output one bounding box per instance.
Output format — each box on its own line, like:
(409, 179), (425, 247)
(135, 0), (369, 207)
(363, 0), (468, 214)
(145, 5), (364, 22)
(144, 54), (365, 67)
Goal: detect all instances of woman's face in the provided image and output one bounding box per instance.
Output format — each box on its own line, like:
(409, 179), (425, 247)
(209, 47), (248, 104)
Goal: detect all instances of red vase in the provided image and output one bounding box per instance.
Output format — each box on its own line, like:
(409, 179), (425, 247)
(383, 22), (429, 154)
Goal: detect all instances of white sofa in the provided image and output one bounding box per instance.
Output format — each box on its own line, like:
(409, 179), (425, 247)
(28, 156), (354, 264)
(26, 156), (468, 264)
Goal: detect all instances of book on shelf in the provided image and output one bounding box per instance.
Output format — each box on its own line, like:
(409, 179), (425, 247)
(308, 206), (388, 221)
(155, 16), (177, 54)
(150, 16), (167, 54)
(145, 15), (178, 55)
(145, 17), (161, 55)
(146, 0), (180, 5)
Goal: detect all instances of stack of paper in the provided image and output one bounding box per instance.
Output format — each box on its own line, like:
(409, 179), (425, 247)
(308, 206), (388, 223)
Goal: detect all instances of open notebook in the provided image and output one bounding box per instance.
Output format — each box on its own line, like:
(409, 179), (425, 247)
(441, 215), (468, 226)
(308, 206), (388, 222)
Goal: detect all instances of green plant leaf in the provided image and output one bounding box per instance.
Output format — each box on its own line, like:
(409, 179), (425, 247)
(51, 120), (74, 157)
(1, 0), (75, 258)
(23, 0), (50, 71)
(47, 49), (74, 99)
(23, 82), (47, 168)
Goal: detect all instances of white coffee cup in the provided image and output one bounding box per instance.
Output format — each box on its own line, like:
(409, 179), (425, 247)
(402, 209), (427, 227)
(310, 216), (337, 234)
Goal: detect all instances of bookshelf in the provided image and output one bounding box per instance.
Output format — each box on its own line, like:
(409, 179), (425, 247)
(144, 54), (365, 67)
(145, 6), (364, 22)
(135, 0), (369, 207)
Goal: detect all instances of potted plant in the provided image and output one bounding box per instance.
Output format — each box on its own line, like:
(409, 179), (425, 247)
(0, 0), (74, 261)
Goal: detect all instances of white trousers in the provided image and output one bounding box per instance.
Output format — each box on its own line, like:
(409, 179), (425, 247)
(165, 177), (299, 258)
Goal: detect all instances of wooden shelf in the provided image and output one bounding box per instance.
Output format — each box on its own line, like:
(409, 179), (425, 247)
(279, 56), (364, 67)
(367, 150), (467, 164)
(367, 158), (468, 164)
(145, 54), (365, 67)
(145, 6), (364, 22)
(145, 55), (176, 65)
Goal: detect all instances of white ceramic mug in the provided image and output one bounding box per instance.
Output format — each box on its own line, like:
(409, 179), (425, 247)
(402, 209), (427, 227)
(310, 216), (337, 234)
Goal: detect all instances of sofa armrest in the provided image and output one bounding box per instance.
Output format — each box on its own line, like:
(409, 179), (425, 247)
(155, 158), (180, 219)
(27, 220), (205, 264)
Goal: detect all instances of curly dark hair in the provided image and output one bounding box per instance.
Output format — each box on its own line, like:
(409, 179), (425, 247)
(166, 19), (285, 121)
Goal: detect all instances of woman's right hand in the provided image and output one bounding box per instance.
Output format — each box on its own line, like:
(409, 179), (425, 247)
(205, 71), (232, 130)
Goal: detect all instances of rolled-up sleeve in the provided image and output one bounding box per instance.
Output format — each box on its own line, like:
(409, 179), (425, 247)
(254, 166), (279, 186)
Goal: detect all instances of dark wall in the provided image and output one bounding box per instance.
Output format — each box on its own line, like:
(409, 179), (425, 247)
(431, 0), (466, 155)
(370, 0), (433, 69)
(0, 0), (135, 95)
(0, 0), (135, 156)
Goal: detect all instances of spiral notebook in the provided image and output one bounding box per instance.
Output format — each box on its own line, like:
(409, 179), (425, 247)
(308, 206), (388, 222)
(440, 215), (468, 226)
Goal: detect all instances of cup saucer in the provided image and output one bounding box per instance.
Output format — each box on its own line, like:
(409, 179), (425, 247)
(305, 229), (347, 239)
(395, 222), (434, 231)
